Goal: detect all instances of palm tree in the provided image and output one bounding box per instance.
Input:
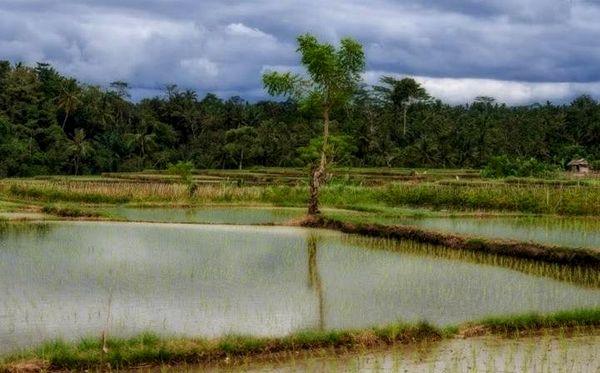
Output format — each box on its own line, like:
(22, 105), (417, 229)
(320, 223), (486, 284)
(68, 128), (93, 175)
(125, 113), (158, 168)
(56, 79), (81, 130)
(374, 76), (430, 136)
(126, 131), (156, 161)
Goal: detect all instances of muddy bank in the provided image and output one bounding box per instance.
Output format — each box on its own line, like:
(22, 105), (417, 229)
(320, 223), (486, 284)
(300, 216), (600, 267)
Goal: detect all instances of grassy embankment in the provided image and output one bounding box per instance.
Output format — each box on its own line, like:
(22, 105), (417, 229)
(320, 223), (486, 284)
(3, 309), (600, 372)
(2, 168), (600, 216)
(302, 215), (600, 267)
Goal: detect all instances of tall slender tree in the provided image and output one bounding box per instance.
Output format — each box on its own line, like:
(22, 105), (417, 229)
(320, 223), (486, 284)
(262, 33), (365, 215)
(68, 128), (92, 175)
(374, 76), (430, 137)
(56, 78), (81, 129)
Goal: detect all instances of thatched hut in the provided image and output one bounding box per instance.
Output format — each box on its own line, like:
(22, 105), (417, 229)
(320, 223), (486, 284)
(567, 159), (590, 174)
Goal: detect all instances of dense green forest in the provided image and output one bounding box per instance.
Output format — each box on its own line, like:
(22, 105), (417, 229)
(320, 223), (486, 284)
(0, 60), (599, 176)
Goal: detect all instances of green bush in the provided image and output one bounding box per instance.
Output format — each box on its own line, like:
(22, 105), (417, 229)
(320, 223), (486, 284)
(481, 155), (515, 178)
(482, 156), (559, 179)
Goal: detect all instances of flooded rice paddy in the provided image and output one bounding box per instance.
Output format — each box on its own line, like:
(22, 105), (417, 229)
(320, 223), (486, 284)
(2, 221), (600, 353)
(107, 207), (304, 225)
(392, 216), (600, 249)
(198, 333), (600, 372)
(108, 207), (600, 249)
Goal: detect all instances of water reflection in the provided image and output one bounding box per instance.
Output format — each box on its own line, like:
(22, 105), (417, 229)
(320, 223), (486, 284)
(395, 216), (600, 249)
(106, 207), (303, 225)
(307, 235), (324, 331)
(343, 234), (600, 289)
(0, 222), (52, 240)
(3, 222), (600, 354)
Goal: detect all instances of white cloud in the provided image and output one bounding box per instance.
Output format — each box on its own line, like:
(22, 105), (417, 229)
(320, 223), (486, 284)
(180, 58), (219, 79)
(364, 71), (600, 105)
(1, 0), (600, 103)
(225, 23), (274, 40)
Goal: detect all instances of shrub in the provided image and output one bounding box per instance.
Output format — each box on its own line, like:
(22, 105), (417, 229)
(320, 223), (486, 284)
(482, 156), (559, 179)
(481, 155), (515, 178)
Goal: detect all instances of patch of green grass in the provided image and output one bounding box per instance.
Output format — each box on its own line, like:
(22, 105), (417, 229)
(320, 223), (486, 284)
(0, 199), (24, 213)
(8, 184), (130, 204)
(41, 205), (105, 218)
(4, 309), (600, 371)
(4, 170), (600, 216)
(480, 308), (600, 332)
(0, 323), (442, 371)
(382, 182), (600, 216)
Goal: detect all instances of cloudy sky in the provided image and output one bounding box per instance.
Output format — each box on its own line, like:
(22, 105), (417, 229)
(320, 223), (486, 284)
(2, 0), (600, 104)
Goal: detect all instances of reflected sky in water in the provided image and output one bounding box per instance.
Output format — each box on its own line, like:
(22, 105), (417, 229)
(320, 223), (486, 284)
(2, 221), (600, 354)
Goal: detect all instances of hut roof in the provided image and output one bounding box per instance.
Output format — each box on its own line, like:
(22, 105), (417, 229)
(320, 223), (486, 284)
(567, 158), (589, 167)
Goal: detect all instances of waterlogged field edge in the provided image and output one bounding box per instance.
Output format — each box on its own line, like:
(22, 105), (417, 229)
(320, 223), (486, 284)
(2, 309), (600, 372)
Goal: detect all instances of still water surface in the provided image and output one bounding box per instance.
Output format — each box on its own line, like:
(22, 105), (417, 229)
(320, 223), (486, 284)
(107, 207), (304, 225)
(108, 207), (600, 248)
(389, 216), (600, 249)
(2, 221), (600, 353)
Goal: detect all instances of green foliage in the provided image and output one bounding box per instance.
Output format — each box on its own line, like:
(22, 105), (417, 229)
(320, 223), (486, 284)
(167, 160), (194, 182)
(480, 155), (514, 178)
(480, 308), (600, 332)
(167, 161), (196, 196)
(296, 135), (357, 166)
(1, 322), (441, 371)
(0, 58), (600, 176)
(262, 33), (366, 213)
(374, 76), (430, 104)
(10, 307), (600, 371)
(41, 205), (102, 218)
(482, 156), (559, 179)
(223, 126), (262, 169)
(382, 182), (600, 215)
(6, 173), (600, 216)
(8, 184), (130, 204)
(262, 33), (365, 113)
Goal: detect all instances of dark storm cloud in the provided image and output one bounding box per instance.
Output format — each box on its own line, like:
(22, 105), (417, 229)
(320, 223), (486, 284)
(1, 0), (599, 104)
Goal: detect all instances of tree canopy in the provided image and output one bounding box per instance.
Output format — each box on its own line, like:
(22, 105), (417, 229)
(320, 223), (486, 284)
(0, 59), (599, 178)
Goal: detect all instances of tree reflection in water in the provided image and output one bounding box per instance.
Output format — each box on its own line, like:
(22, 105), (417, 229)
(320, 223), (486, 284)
(307, 235), (324, 331)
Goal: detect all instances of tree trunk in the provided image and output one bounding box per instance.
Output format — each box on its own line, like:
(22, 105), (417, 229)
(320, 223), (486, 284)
(74, 156), (79, 175)
(239, 148), (244, 170)
(308, 165), (324, 215)
(308, 108), (329, 215)
(403, 105), (407, 136)
(62, 111), (69, 130)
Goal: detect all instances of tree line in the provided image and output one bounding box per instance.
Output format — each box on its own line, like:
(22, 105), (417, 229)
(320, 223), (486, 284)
(1, 60), (599, 177)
